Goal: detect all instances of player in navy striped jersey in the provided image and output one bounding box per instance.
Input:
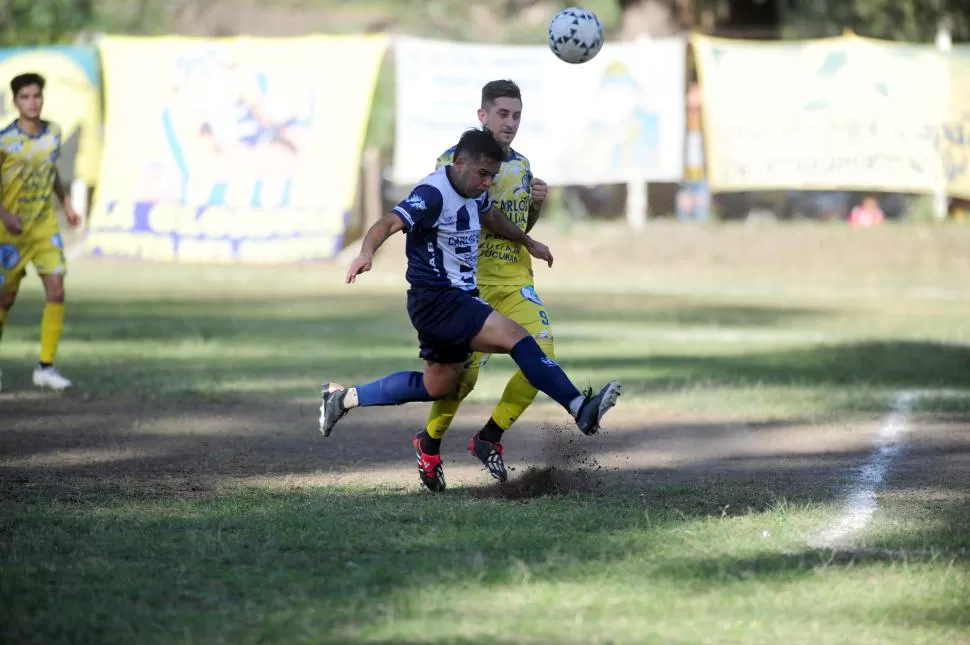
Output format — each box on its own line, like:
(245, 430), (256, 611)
(318, 128), (621, 492)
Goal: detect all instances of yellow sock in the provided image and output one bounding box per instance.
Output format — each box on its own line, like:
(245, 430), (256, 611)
(0, 308), (7, 343)
(490, 338), (554, 431)
(39, 302), (65, 364)
(426, 396), (462, 440)
(425, 357), (482, 439)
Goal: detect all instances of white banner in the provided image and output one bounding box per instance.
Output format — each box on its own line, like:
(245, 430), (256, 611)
(393, 36), (686, 186)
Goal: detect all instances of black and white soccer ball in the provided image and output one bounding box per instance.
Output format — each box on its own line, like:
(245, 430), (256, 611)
(547, 7), (605, 64)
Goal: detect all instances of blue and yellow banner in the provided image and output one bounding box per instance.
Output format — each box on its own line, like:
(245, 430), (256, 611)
(0, 46), (101, 186)
(85, 35), (387, 263)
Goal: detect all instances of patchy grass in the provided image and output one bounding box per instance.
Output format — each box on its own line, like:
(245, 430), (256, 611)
(2, 222), (969, 644)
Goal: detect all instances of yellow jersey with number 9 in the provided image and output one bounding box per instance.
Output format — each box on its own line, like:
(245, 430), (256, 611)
(0, 120), (61, 229)
(436, 146), (534, 287)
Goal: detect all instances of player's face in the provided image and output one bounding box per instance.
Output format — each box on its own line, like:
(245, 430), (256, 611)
(454, 154), (500, 197)
(478, 97), (522, 147)
(14, 84), (43, 119)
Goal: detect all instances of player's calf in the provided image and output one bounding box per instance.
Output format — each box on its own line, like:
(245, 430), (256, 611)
(319, 369), (457, 437)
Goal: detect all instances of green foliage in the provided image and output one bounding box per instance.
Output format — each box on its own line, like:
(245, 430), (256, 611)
(780, 0), (969, 42)
(0, 0), (172, 46)
(0, 0), (95, 46)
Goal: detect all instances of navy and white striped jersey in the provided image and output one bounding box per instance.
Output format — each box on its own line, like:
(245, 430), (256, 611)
(392, 166), (491, 291)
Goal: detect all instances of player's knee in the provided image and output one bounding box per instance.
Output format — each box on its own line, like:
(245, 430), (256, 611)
(537, 336), (556, 360)
(503, 319), (530, 348)
(43, 279), (65, 303)
(0, 287), (18, 310)
(423, 373), (461, 400)
(426, 380), (458, 400)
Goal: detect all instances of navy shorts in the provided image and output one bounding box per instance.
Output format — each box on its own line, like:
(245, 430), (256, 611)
(407, 286), (494, 364)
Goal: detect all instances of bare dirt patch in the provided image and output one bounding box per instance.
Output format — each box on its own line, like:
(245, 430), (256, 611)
(3, 392), (968, 515)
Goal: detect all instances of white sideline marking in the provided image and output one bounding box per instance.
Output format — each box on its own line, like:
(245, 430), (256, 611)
(812, 391), (917, 548)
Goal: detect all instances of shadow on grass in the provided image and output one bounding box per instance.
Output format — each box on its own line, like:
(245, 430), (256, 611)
(2, 339), (965, 408)
(3, 288), (965, 406)
(4, 290), (829, 352)
(2, 480), (967, 645)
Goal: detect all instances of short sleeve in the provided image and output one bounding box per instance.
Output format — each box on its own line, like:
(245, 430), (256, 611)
(392, 184), (444, 231)
(48, 122), (62, 162)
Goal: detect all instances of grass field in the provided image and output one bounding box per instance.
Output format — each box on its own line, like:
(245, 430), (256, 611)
(2, 221), (969, 644)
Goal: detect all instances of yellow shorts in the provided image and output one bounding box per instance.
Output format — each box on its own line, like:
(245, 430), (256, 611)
(478, 283), (553, 366)
(0, 218), (67, 294)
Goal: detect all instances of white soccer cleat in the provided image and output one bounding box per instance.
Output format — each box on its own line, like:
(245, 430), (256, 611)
(33, 365), (72, 391)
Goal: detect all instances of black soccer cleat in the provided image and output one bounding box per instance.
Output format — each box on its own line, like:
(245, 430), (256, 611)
(468, 432), (508, 482)
(318, 383), (349, 437)
(413, 432), (447, 492)
(574, 380), (621, 436)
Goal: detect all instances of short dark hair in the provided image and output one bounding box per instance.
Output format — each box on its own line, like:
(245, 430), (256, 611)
(11, 72), (45, 96)
(454, 127), (505, 165)
(481, 79), (521, 108)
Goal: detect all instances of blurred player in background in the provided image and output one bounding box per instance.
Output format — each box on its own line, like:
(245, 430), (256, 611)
(0, 73), (81, 392)
(420, 79), (559, 485)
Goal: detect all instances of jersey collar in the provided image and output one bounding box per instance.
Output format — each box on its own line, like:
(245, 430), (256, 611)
(12, 119), (48, 139)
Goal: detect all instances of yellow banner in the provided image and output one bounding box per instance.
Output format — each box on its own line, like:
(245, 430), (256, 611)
(86, 35), (387, 263)
(692, 34), (970, 196)
(0, 46), (101, 186)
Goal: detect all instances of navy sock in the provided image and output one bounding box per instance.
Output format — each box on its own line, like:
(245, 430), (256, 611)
(355, 371), (433, 406)
(479, 418), (505, 444)
(509, 336), (581, 411)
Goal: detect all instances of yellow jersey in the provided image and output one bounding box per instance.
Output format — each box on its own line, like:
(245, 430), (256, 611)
(0, 120), (61, 229)
(435, 146), (533, 287)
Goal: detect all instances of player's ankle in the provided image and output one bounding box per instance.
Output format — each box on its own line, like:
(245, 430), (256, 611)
(568, 395), (584, 418)
(420, 431), (442, 455)
(342, 387), (359, 409)
(479, 418), (505, 444)
(38, 361), (53, 369)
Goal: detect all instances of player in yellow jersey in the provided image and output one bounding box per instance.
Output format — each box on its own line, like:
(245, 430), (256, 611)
(0, 73), (81, 392)
(415, 79), (558, 485)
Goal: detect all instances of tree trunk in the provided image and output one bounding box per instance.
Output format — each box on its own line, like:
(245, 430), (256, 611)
(617, 0), (685, 39)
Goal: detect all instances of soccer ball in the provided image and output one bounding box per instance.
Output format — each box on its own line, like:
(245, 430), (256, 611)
(547, 7), (605, 64)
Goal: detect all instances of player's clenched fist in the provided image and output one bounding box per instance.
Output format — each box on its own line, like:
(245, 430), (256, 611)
(64, 203), (82, 228)
(346, 253), (373, 283)
(1, 210), (23, 235)
(530, 176), (548, 205)
(525, 237), (554, 267)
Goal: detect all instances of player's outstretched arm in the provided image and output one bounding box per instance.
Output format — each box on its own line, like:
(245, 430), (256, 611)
(481, 204), (553, 267)
(346, 213), (406, 283)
